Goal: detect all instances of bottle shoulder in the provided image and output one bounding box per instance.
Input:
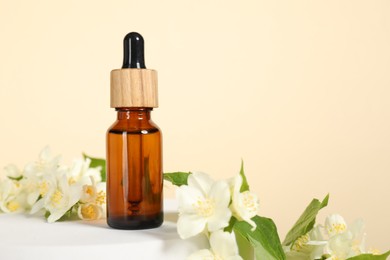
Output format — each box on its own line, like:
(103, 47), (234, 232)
(107, 119), (161, 135)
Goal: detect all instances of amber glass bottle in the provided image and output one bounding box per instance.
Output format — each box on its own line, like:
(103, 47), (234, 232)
(107, 32), (163, 229)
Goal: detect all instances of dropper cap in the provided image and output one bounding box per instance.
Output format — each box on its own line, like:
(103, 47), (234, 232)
(110, 32), (158, 108)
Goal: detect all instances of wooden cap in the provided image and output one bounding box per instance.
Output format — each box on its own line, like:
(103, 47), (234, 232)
(110, 68), (158, 108)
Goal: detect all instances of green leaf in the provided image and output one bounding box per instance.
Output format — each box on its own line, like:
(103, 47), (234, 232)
(233, 216), (286, 260)
(46, 208), (79, 222)
(283, 194), (329, 246)
(235, 228), (254, 260)
(347, 251), (390, 260)
(83, 154), (106, 182)
(224, 216), (238, 233)
(57, 205), (80, 221)
(239, 160), (250, 192)
(163, 172), (191, 186)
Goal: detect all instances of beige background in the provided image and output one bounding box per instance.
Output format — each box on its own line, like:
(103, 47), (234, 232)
(0, 0), (389, 251)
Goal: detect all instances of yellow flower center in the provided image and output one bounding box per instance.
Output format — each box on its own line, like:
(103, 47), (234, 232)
(85, 186), (94, 196)
(81, 204), (98, 220)
(96, 191), (106, 205)
(50, 189), (63, 206)
(6, 201), (20, 212)
(328, 223), (347, 235)
(291, 234), (310, 252)
(39, 180), (49, 196)
(194, 198), (215, 218)
(213, 253), (223, 260)
(68, 177), (76, 185)
(241, 191), (258, 213)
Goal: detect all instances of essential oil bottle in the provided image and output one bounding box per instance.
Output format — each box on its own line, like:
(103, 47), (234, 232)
(106, 32), (163, 229)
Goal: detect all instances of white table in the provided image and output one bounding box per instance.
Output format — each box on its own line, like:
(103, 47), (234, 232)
(0, 200), (207, 260)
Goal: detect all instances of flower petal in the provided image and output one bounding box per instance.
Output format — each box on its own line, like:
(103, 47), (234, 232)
(210, 230), (241, 259)
(47, 209), (67, 223)
(27, 191), (40, 206)
(187, 249), (214, 260)
(327, 232), (353, 259)
(309, 225), (325, 241)
(68, 184), (82, 206)
(30, 198), (44, 214)
(39, 146), (52, 161)
(226, 256), (244, 260)
(207, 206), (232, 232)
(177, 185), (203, 213)
(177, 213), (207, 239)
(4, 164), (22, 178)
(349, 219), (365, 239)
(209, 180), (230, 208)
(188, 172), (214, 196)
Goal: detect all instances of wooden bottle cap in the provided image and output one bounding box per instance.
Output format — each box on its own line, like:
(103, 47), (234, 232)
(110, 68), (158, 108)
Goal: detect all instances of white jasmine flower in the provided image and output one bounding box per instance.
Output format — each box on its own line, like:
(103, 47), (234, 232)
(24, 146), (61, 177)
(31, 173), (81, 223)
(325, 219), (366, 259)
(187, 230), (243, 260)
(77, 176), (106, 220)
(1, 195), (27, 213)
(177, 172), (232, 239)
(22, 173), (57, 207)
(80, 176), (106, 206)
(78, 203), (103, 220)
(325, 214), (347, 237)
(285, 225), (327, 260)
(80, 176), (99, 203)
(3, 164), (23, 179)
(68, 158), (102, 185)
(0, 178), (26, 213)
(229, 174), (259, 230)
(348, 219), (366, 255)
(78, 176), (106, 220)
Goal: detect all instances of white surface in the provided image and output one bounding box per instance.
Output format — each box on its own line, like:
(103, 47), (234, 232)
(0, 200), (208, 260)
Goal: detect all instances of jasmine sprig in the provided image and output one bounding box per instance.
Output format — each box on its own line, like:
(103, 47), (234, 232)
(0, 147), (106, 222)
(165, 164), (389, 260)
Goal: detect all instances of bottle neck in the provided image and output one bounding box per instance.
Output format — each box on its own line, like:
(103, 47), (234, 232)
(116, 107), (153, 120)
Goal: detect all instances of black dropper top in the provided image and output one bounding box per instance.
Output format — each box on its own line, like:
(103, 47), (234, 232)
(122, 32), (146, 69)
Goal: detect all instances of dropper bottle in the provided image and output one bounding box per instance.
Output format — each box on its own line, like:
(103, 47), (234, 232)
(106, 32), (163, 229)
